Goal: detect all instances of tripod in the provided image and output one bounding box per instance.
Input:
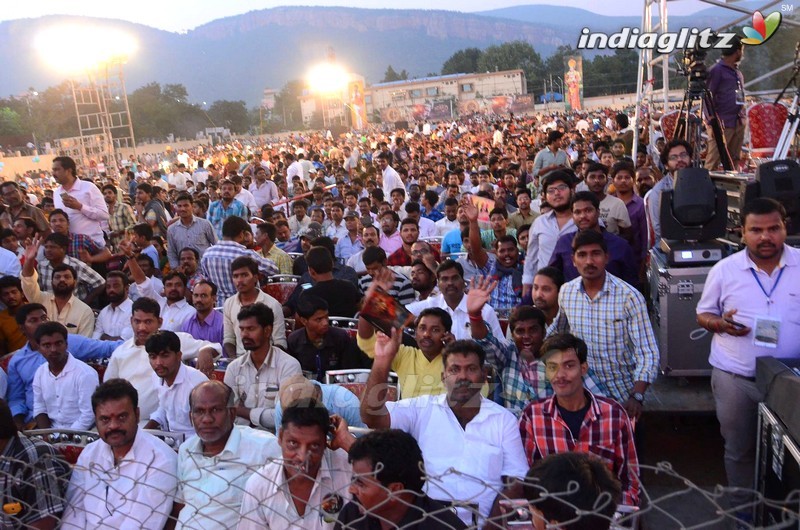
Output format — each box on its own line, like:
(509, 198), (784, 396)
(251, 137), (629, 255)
(773, 43), (800, 161)
(673, 85), (734, 171)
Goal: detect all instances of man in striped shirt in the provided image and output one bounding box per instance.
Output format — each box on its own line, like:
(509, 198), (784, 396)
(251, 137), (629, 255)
(357, 246), (415, 306)
(519, 332), (640, 506)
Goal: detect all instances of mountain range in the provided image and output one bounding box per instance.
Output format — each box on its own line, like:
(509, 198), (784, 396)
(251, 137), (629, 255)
(0, 2), (770, 106)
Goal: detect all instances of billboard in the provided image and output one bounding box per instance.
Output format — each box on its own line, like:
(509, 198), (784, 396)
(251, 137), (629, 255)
(348, 80), (368, 130)
(564, 55), (584, 111)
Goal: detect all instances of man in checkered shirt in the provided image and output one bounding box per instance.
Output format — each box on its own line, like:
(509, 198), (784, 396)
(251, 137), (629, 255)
(519, 332), (640, 506)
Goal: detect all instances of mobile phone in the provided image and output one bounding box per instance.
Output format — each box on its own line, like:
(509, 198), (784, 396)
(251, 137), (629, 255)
(725, 318), (747, 329)
(60, 192), (69, 200)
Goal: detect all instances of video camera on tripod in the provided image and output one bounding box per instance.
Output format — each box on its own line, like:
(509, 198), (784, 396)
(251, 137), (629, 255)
(678, 40), (710, 98)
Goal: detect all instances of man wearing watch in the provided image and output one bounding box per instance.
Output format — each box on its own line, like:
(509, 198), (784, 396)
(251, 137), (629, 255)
(697, 198), (800, 527)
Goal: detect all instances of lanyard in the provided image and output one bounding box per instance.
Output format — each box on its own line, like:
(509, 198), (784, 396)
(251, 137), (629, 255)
(750, 266), (784, 303)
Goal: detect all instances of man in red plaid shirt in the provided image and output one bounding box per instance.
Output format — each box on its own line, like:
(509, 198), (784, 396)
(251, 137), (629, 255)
(518, 332), (640, 506)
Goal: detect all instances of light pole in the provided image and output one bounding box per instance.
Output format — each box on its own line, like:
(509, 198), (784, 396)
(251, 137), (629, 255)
(24, 90), (39, 153)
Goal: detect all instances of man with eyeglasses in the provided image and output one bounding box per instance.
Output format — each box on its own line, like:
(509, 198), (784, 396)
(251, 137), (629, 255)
(522, 171), (576, 301)
(61, 379), (178, 529)
(647, 139), (693, 246)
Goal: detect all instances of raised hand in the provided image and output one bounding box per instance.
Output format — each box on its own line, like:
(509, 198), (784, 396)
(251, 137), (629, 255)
(466, 276), (498, 316)
(373, 328), (402, 366)
(23, 234), (41, 263)
(460, 197), (479, 223)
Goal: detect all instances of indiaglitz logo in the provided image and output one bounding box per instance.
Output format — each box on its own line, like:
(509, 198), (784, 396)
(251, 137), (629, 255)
(741, 10), (782, 45)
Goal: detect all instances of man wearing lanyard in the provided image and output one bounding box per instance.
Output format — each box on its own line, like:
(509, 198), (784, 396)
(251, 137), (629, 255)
(697, 198), (800, 527)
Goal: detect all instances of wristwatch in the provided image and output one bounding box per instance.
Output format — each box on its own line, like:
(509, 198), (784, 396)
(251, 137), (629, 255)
(630, 392), (645, 403)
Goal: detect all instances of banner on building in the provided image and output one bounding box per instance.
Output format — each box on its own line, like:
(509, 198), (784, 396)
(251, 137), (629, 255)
(564, 56), (584, 111)
(348, 80), (368, 130)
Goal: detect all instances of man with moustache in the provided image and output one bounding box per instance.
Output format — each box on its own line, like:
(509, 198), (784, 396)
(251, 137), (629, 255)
(61, 379), (178, 529)
(181, 280), (224, 345)
(93, 272), (134, 341)
(647, 139), (693, 245)
(125, 250), (195, 332)
(172, 380), (280, 529)
(347, 224), (380, 275)
(697, 198), (800, 527)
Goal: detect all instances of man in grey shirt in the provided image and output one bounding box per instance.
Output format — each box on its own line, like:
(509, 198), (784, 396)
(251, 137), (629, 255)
(532, 130), (571, 179)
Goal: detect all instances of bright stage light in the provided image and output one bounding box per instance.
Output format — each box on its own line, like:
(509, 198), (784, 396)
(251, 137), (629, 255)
(306, 63), (350, 95)
(34, 24), (138, 74)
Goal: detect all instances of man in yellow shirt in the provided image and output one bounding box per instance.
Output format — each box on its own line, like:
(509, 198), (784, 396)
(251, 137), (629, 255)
(255, 222), (293, 275)
(357, 307), (453, 399)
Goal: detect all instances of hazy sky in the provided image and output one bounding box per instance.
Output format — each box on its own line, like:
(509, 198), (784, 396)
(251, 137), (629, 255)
(4, 0), (710, 32)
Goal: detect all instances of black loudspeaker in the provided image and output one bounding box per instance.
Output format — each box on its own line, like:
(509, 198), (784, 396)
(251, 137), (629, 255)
(329, 125), (348, 138)
(756, 160), (800, 236)
(394, 120), (409, 131)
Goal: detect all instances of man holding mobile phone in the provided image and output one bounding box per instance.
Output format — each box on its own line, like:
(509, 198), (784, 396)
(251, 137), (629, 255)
(697, 198), (800, 527)
(51, 156), (109, 248)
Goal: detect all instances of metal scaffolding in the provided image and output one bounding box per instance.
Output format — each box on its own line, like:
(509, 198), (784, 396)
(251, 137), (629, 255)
(61, 58), (136, 178)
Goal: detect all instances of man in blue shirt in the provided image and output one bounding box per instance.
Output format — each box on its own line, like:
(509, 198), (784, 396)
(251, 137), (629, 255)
(273, 373), (366, 431)
(6, 303), (121, 429)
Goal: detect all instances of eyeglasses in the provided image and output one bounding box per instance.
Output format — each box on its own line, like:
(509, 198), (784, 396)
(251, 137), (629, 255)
(667, 152), (690, 161)
(545, 184), (570, 195)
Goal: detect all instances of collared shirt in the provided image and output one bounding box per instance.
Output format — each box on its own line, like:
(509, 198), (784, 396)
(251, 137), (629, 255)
(522, 211), (576, 284)
(177, 426), (281, 530)
(346, 249), (368, 274)
(61, 430), (178, 529)
(476, 331), (607, 416)
(387, 394), (529, 525)
(623, 194), (648, 263)
(508, 209), (538, 231)
(334, 234), (363, 262)
(54, 178), (109, 246)
(6, 337), (120, 422)
(326, 221), (348, 244)
(519, 391), (640, 505)
(167, 216), (218, 267)
(288, 215), (311, 236)
(104, 334), (221, 420)
(532, 147), (571, 177)
(238, 447), (351, 530)
(223, 346), (302, 430)
(480, 228), (517, 250)
(707, 59), (746, 128)
(423, 207), (445, 222)
(435, 217), (461, 238)
(382, 165), (404, 199)
(558, 273), (660, 403)
(417, 216), (438, 238)
(150, 363), (208, 437)
(647, 173), (674, 245)
(38, 254), (105, 301)
(274, 381), (366, 430)
(0, 434), (70, 528)
(32, 353), (99, 429)
(207, 199), (248, 238)
(200, 241), (278, 301)
(379, 230), (402, 255)
(138, 276), (196, 331)
(22, 270), (95, 337)
(407, 293), (506, 344)
(357, 333), (444, 398)
(357, 270), (415, 306)
(0, 202), (50, 234)
(223, 290), (287, 353)
(108, 200), (137, 246)
(181, 309), (224, 346)
(235, 189), (258, 215)
(549, 229), (639, 286)
(249, 180), (280, 209)
(260, 244), (294, 275)
(697, 245), (800, 377)
(93, 299), (134, 341)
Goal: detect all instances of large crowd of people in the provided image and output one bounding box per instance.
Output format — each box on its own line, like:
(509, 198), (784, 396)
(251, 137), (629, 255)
(0, 48), (791, 528)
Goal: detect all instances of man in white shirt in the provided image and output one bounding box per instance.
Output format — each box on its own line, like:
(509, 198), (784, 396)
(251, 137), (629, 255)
(435, 198), (461, 237)
(347, 224), (380, 275)
(32, 321), (99, 430)
(192, 160), (209, 185)
(249, 166), (280, 210)
(231, 175), (259, 215)
(0, 245), (21, 277)
(325, 201), (348, 244)
(174, 380), (281, 529)
(52, 156), (109, 247)
(93, 271), (134, 341)
(238, 400), (354, 529)
(104, 297), (220, 420)
(122, 242), (195, 332)
(142, 330), (208, 437)
(404, 202), (438, 238)
(286, 153), (304, 183)
(361, 335), (528, 526)
(584, 162), (632, 236)
(61, 379), (178, 529)
(223, 303), (301, 431)
(377, 152), (404, 200)
(406, 260), (505, 342)
(168, 164), (189, 191)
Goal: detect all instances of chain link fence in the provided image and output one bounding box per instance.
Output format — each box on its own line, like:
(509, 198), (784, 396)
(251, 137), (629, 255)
(1, 440), (799, 530)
